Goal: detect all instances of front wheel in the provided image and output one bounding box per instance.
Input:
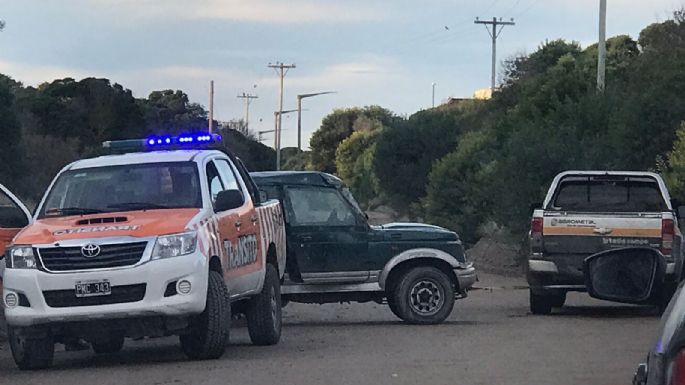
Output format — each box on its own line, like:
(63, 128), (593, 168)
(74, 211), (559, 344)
(8, 326), (54, 370)
(246, 264), (282, 345)
(180, 270), (230, 360)
(390, 266), (455, 325)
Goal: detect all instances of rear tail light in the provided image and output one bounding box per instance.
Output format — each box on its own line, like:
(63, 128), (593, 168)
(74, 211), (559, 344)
(662, 218), (674, 256)
(670, 348), (685, 384)
(530, 216), (544, 253)
(531, 217), (544, 237)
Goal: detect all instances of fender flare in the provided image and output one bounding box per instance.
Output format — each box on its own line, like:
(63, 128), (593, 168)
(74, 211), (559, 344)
(378, 248), (466, 290)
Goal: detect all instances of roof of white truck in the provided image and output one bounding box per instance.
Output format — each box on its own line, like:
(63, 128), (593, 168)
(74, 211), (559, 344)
(66, 150), (226, 170)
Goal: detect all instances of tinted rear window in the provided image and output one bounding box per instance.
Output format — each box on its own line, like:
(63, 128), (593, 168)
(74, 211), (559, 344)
(551, 177), (667, 212)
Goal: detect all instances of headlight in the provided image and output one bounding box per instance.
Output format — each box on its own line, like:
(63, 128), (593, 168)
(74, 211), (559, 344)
(7, 246), (37, 269)
(151, 231), (197, 259)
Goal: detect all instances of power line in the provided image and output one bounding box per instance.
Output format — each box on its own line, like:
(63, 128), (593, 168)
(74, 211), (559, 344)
(474, 17), (516, 91)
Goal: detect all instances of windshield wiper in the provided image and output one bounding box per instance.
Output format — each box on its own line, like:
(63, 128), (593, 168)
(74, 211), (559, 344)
(45, 207), (104, 216)
(107, 202), (170, 211)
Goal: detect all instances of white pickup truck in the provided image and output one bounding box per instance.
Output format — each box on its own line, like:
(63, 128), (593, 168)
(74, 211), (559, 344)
(527, 171), (683, 314)
(2, 134), (286, 369)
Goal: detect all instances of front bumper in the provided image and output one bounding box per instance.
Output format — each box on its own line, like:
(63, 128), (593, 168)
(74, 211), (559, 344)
(455, 265), (477, 292)
(3, 251), (209, 327)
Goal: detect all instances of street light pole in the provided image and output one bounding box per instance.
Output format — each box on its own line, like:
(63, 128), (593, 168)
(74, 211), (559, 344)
(296, 91), (336, 152)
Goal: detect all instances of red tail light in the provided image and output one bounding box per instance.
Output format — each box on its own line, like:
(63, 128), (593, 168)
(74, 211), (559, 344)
(671, 348), (685, 384)
(662, 218), (674, 255)
(531, 217), (544, 236)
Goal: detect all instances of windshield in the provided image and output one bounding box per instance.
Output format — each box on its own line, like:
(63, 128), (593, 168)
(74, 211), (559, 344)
(38, 162), (201, 218)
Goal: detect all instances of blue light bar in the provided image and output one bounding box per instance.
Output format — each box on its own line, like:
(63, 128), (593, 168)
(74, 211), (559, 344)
(103, 132), (223, 153)
(145, 132), (222, 148)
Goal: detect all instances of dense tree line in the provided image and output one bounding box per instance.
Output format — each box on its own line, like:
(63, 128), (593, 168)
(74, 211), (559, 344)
(300, 11), (685, 246)
(0, 76), (275, 206)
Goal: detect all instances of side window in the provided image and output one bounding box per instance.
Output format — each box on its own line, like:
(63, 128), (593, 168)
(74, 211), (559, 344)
(214, 159), (241, 192)
(0, 189), (28, 228)
(285, 186), (357, 226)
(206, 162), (223, 206)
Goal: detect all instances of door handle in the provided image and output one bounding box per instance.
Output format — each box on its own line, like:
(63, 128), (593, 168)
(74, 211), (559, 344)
(592, 227), (612, 235)
(299, 235), (312, 241)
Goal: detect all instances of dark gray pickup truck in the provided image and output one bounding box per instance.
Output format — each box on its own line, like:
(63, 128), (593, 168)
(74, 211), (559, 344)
(251, 171), (476, 324)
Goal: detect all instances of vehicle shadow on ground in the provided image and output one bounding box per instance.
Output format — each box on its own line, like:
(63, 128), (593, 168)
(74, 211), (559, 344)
(282, 319), (483, 327)
(550, 305), (659, 318)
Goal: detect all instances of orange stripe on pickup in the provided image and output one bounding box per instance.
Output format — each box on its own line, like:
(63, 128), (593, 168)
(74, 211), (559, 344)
(544, 227), (661, 237)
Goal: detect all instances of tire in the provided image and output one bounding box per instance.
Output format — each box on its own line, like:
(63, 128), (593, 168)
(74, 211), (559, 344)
(530, 290), (553, 315)
(390, 266), (455, 325)
(246, 264), (282, 345)
(551, 292), (567, 308)
(8, 326), (54, 370)
(387, 297), (403, 319)
(92, 334), (124, 354)
(180, 270), (230, 360)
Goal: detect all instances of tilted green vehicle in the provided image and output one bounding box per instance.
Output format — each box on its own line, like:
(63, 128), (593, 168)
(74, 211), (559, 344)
(250, 171), (477, 324)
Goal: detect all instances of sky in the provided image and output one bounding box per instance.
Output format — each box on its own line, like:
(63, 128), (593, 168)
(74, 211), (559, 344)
(0, 0), (682, 149)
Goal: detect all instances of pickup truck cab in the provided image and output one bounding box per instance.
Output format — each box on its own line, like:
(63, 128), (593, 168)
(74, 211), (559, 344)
(2, 134), (286, 370)
(528, 170), (683, 314)
(251, 171), (476, 325)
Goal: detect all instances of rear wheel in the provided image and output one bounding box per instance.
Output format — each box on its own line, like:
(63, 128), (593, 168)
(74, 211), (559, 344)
(551, 292), (567, 308)
(180, 270), (230, 359)
(246, 264), (282, 345)
(8, 326), (54, 370)
(390, 266), (455, 325)
(530, 290), (554, 315)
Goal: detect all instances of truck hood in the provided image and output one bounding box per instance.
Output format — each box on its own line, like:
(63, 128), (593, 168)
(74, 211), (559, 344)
(13, 208), (201, 245)
(372, 222), (459, 242)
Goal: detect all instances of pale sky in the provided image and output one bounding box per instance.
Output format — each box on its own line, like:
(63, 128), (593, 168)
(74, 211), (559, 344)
(0, 0), (681, 149)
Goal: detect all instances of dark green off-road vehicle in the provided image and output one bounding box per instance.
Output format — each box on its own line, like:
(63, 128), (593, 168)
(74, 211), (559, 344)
(251, 171), (476, 324)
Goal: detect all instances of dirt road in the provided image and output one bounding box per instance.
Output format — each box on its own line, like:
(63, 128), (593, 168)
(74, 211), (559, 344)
(0, 273), (659, 385)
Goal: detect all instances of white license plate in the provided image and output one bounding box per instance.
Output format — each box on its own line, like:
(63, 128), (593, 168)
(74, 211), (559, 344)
(75, 280), (111, 297)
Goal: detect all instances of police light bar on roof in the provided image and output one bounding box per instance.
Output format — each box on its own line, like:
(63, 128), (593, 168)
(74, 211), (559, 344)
(102, 132), (222, 152)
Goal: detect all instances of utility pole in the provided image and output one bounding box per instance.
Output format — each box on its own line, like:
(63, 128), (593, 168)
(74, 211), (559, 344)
(268, 62), (296, 170)
(272, 109), (298, 170)
(431, 82), (436, 108)
(296, 91), (336, 152)
(237, 92), (258, 135)
(208, 80), (214, 133)
(475, 17), (515, 91)
(597, 0), (607, 91)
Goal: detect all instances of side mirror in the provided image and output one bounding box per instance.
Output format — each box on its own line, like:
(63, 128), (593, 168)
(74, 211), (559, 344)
(584, 247), (666, 304)
(215, 189), (244, 212)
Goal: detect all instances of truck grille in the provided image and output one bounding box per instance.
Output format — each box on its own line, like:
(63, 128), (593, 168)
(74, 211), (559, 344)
(37, 242), (148, 271)
(43, 284), (146, 308)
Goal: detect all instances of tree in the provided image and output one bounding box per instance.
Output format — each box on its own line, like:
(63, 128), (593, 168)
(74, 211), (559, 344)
(335, 130), (380, 207)
(372, 107), (462, 209)
(309, 106), (398, 173)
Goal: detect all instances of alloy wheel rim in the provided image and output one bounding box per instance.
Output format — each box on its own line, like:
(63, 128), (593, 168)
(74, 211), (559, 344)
(409, 279), (444, 316)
